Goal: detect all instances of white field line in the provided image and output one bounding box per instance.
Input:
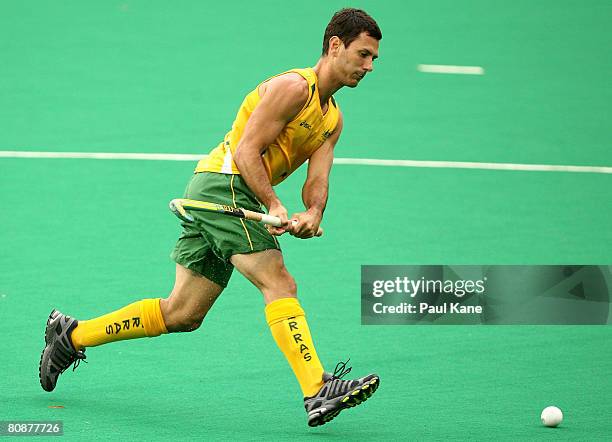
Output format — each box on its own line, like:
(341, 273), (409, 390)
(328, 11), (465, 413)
(1, 150), (611, 174)
(0, 150), (203, 161)
(417, 64), (485, 75)
(334, 158), (612, 174)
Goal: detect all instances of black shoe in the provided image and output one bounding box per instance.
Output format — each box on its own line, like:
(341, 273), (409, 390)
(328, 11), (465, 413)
(304, 359), (379, 427)
(39, 309), (86, 392)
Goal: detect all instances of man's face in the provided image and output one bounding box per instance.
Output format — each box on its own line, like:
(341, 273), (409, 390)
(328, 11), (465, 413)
(333, 32), (379, 88)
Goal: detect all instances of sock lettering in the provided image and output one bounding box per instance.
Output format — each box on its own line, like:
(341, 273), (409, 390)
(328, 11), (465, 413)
(105, 317), (143, 335)
(284, 317), (314, 363)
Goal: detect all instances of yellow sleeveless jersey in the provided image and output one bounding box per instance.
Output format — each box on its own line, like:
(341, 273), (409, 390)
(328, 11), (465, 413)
(194, 67), (340, 186)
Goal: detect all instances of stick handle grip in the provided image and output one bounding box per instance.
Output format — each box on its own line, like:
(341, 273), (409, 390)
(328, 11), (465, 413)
(258, 213), (283, 227)
(244, 210), (324, 237)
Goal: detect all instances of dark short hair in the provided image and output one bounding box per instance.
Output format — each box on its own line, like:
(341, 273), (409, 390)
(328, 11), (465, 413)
(322, 8), (382, 55)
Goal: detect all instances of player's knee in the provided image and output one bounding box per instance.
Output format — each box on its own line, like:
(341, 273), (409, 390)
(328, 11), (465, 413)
(284, 274), (297, 295)
(274, 267), (297, 295)
(263, 271), (297, 299)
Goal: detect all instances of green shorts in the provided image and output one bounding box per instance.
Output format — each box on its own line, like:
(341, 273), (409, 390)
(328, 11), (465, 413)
(170, 172), (280, 287)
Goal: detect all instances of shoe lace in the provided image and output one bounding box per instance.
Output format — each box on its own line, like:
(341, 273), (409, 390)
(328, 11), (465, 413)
(331, 358), (352, 381)
(61, 351), (87, 374)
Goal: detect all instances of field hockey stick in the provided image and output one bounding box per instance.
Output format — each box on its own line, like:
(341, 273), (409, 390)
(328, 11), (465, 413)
(169, 198), (324, 237)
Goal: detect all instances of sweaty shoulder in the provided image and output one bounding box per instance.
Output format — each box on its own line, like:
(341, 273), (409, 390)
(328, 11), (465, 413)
(258, 73), (309, 121)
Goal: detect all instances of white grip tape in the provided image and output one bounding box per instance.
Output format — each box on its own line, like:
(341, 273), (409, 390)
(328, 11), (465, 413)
(260, 213), (282, 227)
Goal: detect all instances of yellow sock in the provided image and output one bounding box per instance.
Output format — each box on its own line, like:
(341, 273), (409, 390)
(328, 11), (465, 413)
(265, 297), (324, 397)
(70, 298), (168, 350)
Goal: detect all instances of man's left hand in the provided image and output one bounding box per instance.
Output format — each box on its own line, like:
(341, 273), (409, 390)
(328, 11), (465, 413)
(289, 209), (322, 239)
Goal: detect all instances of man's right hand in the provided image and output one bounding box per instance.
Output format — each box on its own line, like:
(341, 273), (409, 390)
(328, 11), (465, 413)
(267, 201), (292, 236)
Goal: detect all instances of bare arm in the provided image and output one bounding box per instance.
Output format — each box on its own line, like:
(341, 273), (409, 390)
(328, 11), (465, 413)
(232, 74), (308, 235)
(291, 112), (343, 239)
